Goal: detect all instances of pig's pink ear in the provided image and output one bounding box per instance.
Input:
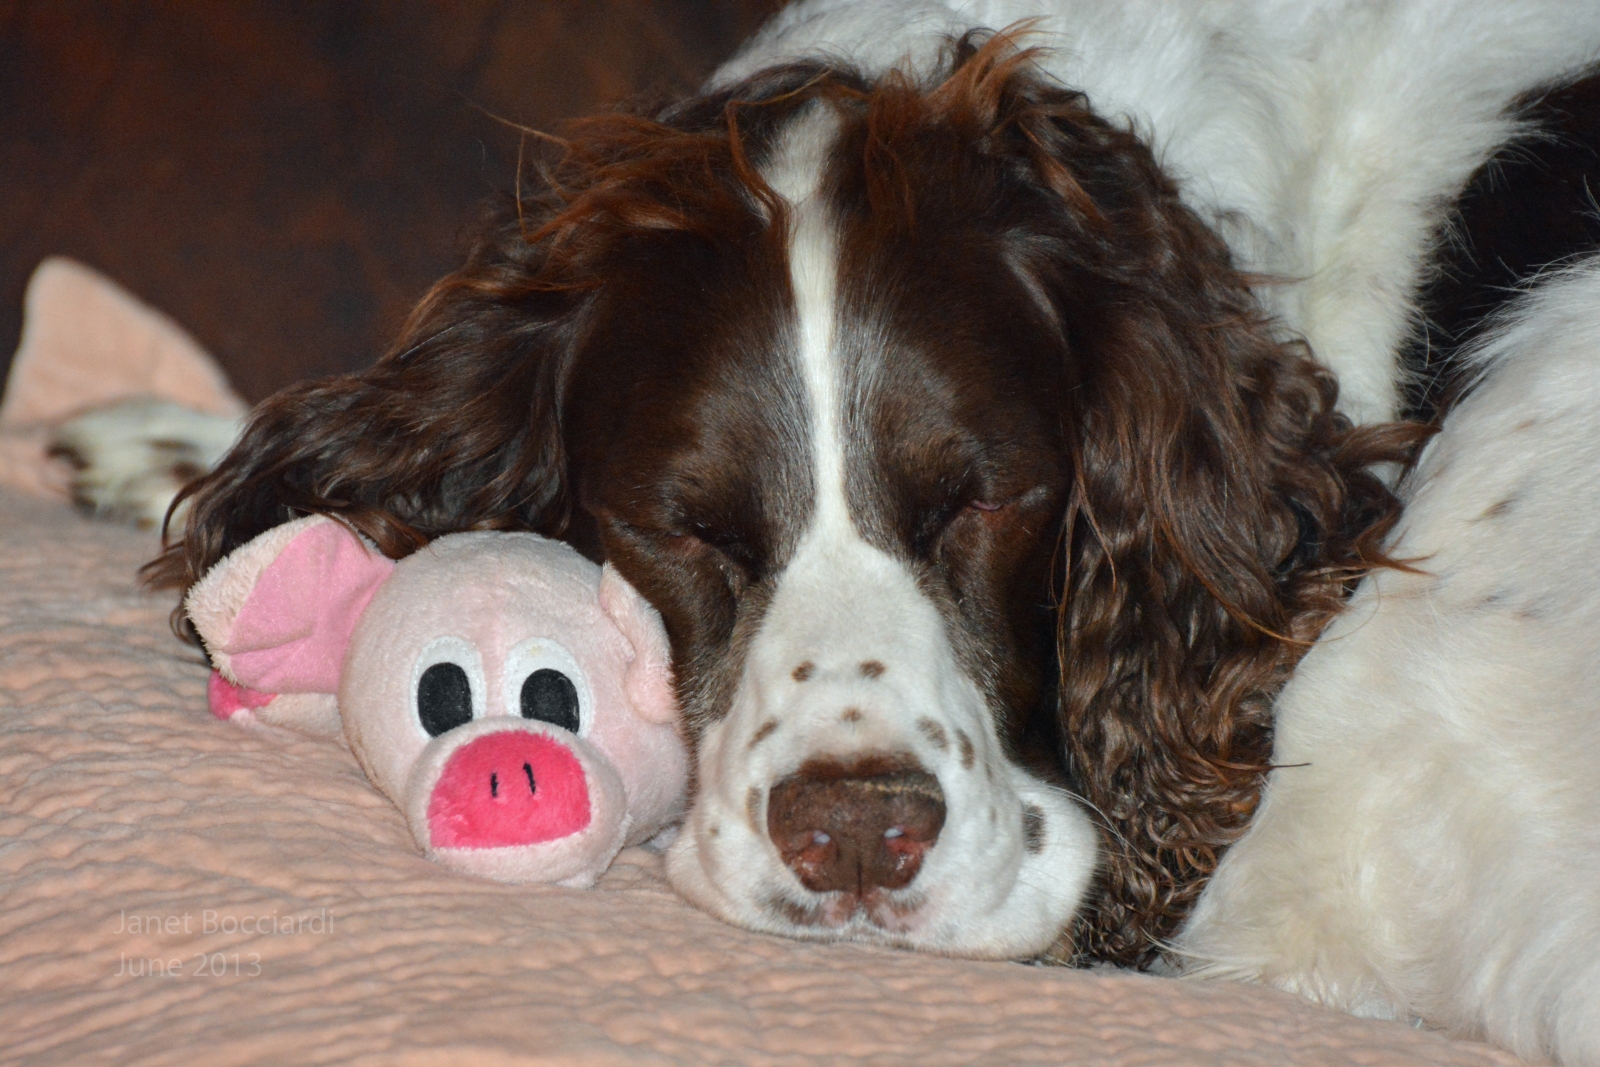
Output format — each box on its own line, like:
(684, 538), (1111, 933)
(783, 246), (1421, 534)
(185, 515), (395, 694)
(598, 564), (678, 725)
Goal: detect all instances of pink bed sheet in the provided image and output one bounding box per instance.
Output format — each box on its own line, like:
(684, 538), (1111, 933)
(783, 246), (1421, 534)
(0, 486), (1527, 1066)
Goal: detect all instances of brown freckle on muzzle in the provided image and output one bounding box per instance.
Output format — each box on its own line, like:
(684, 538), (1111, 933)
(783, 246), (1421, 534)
(916, 717), (948, 751)
(956, 730), (976, 770)
(749, 719), (780, 749)
(840, 707), (863, 724)
(746, 787), (764, 832)
(792, 661), (816, 682)
(859, 660), (886, 678)
(1022, 804), (1046, 855)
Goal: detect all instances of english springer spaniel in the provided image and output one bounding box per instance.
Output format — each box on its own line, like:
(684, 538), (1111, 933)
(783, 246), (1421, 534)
(82, 2), (1600, 1061)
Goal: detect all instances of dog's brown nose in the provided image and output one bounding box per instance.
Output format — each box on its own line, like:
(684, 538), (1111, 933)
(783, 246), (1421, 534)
(767, 757), (946, 893)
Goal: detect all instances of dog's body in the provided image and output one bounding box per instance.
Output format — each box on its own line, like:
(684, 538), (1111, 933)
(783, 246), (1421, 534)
(1180, 260), (1600, 1061)
(67, 2), (1600, 1061)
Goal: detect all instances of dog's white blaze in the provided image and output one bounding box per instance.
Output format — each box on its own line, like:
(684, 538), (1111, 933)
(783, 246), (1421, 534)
(759, 105), (848, 536)
(789, 211), (847, 536)
(664, 110), (1097, 959)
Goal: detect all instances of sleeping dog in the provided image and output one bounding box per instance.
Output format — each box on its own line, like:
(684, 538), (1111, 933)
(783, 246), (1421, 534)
(70, 2), (1600, 1061)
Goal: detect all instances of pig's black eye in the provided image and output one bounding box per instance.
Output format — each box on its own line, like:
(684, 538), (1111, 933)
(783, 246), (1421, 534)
(520, 669), (580, 733)
(417, 662), (473, 737)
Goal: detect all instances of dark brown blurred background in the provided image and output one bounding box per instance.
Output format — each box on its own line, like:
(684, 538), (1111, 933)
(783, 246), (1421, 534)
(0, 1), (781, 403)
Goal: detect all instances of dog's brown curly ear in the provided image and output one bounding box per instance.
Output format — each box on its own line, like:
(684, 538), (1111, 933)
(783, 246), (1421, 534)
(928, 31), (1434, 967)
(142, 209), (589, 616)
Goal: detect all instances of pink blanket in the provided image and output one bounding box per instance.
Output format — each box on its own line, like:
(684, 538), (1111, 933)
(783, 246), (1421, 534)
(0, 485), (1527, 1066)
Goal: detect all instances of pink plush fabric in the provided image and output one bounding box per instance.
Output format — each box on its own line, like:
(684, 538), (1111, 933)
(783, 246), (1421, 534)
(0, 484), (1534, 1066)
(224, 521), (395, 693)
(427, 731), (593, 848)
(206, 671), (276, 720)
(598, 564), (679, 726)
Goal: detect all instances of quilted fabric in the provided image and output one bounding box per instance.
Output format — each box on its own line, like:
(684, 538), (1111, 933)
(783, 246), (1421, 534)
(0, 486), (1526, 1067)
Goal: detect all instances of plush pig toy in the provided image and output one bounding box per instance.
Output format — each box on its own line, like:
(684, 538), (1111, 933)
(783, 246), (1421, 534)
(184, 515), (688, 887)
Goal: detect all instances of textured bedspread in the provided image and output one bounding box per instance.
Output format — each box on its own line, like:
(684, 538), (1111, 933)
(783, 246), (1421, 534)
(0, 486), (1526, 1066)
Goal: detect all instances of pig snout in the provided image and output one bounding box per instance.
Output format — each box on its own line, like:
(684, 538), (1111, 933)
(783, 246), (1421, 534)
(426, 731), (591, 849)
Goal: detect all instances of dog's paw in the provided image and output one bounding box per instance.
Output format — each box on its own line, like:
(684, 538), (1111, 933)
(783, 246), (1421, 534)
(49, 397), (242, 529)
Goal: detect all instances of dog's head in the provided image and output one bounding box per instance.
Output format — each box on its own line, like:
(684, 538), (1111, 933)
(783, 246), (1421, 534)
(158, 32), (1416, 964)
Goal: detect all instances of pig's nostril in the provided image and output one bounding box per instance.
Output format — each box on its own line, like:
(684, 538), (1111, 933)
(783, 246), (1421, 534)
(488, 763), (540, 803)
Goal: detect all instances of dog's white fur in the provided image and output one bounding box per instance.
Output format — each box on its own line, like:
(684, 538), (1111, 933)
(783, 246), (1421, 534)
(1178, 260), (1600, 1065)
(51, 1), (1600, 1057)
